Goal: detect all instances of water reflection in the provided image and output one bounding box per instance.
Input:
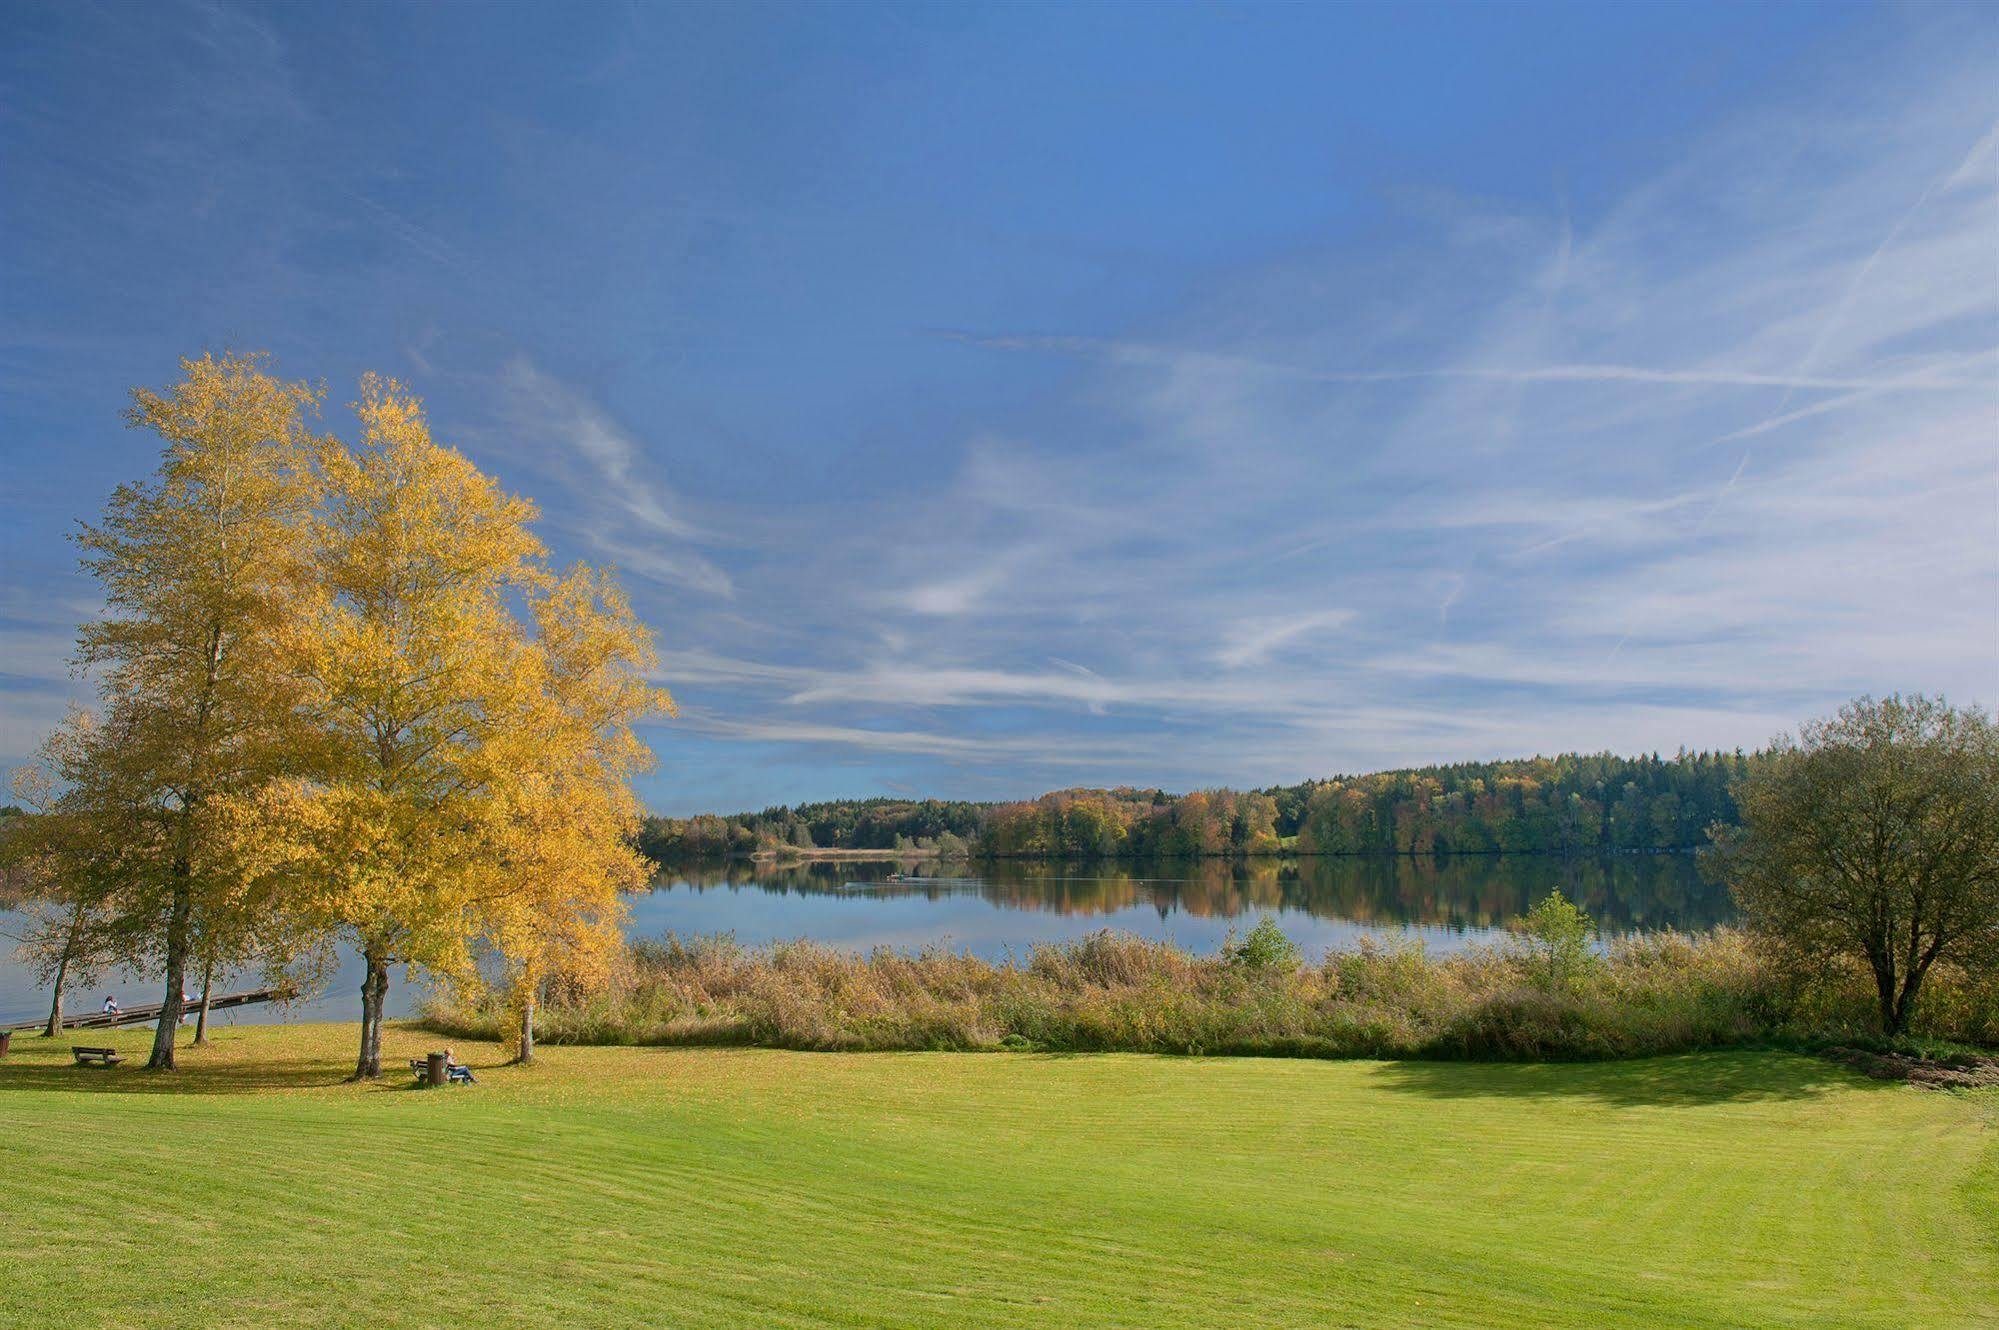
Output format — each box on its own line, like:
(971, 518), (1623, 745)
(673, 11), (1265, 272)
(633, 853), (1727, 954)
(1, 854), (1727, 1027)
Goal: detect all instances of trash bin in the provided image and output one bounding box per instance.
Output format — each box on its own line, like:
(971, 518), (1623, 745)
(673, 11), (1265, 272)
(0, 1030), (12, 1058)
(426, 1051), (449, 1087)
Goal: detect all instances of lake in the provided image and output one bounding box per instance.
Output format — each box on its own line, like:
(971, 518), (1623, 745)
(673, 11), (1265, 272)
(0, 853), (1726, 1028)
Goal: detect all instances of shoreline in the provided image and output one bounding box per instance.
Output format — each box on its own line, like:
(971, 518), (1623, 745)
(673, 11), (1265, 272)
(747, 846), (951, 863)
(678, 845), (1707, 869)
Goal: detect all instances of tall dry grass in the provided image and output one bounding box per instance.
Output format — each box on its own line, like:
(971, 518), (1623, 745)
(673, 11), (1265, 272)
(418, 927), (1994, 1060)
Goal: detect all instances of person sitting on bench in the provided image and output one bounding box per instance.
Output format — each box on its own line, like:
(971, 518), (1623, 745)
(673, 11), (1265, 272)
(408, 1051), (478, 1085)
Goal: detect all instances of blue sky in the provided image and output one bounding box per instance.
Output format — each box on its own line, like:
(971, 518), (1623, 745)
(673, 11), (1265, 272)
(2, 1), (1995, 815)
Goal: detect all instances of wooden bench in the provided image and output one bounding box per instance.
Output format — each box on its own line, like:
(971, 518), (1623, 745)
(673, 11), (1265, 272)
(408, 1057), (476, 1086)
(73, 1046), (122, 1067)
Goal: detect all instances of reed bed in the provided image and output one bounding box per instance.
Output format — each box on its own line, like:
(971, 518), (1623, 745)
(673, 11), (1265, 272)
(420, 925), (1996, 1060)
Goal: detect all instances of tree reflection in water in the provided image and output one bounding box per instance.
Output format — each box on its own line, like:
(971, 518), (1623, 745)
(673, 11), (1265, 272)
(642, 854), (1727, 946)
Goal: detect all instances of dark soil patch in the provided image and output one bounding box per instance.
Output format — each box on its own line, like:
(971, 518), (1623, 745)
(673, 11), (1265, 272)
(1823, 1046), (1999, 1090)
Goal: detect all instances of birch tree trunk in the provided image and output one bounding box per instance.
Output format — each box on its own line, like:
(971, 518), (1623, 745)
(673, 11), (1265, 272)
(146, 874), (191, 1070)
(42, 903), (92, 1038)
(193, 961), (215, 1044)
(517, 982), (536, 1066)
(43, 951), (68, 1038)
(353, 949), (389, 1079)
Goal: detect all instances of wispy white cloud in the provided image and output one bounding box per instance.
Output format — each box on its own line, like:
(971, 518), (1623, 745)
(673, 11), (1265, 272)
(672, 711), (1155, 766)
(1217, 610), (1354, 669)
(893, 559), (1021, 617)
(503, 357), (705, 540)
(782, 663), (1271, 713)
(944, 330), (1980, 393)
(594, 537), (735, 599)
(500, 356), (733, 597)
(12, 14), (1990, 807)
(652, 39), (1997, 792)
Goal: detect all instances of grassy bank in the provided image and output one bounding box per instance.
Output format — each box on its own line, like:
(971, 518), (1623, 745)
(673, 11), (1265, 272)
(1, 1023), (1993, 1328)
(420, 927), (1999, 1059)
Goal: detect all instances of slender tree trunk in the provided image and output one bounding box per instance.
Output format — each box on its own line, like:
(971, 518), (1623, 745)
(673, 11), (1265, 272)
(43, 949), (68, 1038)
(517, 982), (536, 1066)
(153, 621), (222, 1071)
(147, 875), (192, 1070)
(44, 904), (91, 1037)
(193, 961), (215, 1045)
(353, 950), (389, 1080)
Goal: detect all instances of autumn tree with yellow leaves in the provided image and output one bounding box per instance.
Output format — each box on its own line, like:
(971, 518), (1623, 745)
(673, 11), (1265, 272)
(252, 375), (670, 1078)
(59, 354), (325, 1069)
(22, 355), (669, 1075)
(479, 567), (671, 1064)
(260, 375), (550, 1079)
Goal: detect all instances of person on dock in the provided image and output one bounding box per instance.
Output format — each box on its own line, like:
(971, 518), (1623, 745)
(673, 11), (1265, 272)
(101, 995), (119, 1017)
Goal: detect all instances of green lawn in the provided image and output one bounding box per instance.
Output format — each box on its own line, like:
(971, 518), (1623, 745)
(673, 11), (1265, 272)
(1, 1024), (1993, 1328)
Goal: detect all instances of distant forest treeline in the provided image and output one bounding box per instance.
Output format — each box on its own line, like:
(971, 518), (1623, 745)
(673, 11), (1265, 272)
(636, 750), (1760, 863)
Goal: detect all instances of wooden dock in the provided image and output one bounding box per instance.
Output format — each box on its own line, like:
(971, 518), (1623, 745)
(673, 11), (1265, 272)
(3, 987), (287, 1032)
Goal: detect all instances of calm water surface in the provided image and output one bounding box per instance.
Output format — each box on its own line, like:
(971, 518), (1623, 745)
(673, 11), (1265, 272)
(0, 854), (1725, 1027)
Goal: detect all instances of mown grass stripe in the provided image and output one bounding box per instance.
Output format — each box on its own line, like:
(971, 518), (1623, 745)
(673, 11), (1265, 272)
(1, 1023), (1992, 1329)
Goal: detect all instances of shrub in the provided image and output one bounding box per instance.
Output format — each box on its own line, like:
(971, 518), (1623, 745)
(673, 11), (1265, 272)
(1514, 891), (1598, 991)
(1223, 917), (1301, 975)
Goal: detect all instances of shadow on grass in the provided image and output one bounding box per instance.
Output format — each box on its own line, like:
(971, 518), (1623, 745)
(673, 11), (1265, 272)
(0, 1056), (362, 1095)
(0, 1027), (502, 1096)
(1364, 1050), (1872, 1108)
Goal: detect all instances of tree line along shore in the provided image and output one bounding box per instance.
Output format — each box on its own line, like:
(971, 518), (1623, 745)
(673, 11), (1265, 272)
(493, 693), (1999, 1050)
(636, 749), (1757, 864)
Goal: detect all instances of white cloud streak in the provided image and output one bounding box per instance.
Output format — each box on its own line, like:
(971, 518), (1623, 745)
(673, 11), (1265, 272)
(501, 357), (733, 597)
(1217, 610), (1355, 669)
(943, 331), (1980, 393)
(643, 43), (1997, 792)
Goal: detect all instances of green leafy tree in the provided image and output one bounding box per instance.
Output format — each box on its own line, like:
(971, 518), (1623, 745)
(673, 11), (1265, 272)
(1223, 916), (1300, 974)
(1516, 890), (1596, 990)
(1704, 695), (1999, 1035)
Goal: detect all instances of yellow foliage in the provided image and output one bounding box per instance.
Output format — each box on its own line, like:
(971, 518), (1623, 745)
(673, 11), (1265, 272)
(261, 374), (670, 1073)
(476, 566), (675, 1061)
(61, 353), (327, 1067)
(32, 355), (673, 1078)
